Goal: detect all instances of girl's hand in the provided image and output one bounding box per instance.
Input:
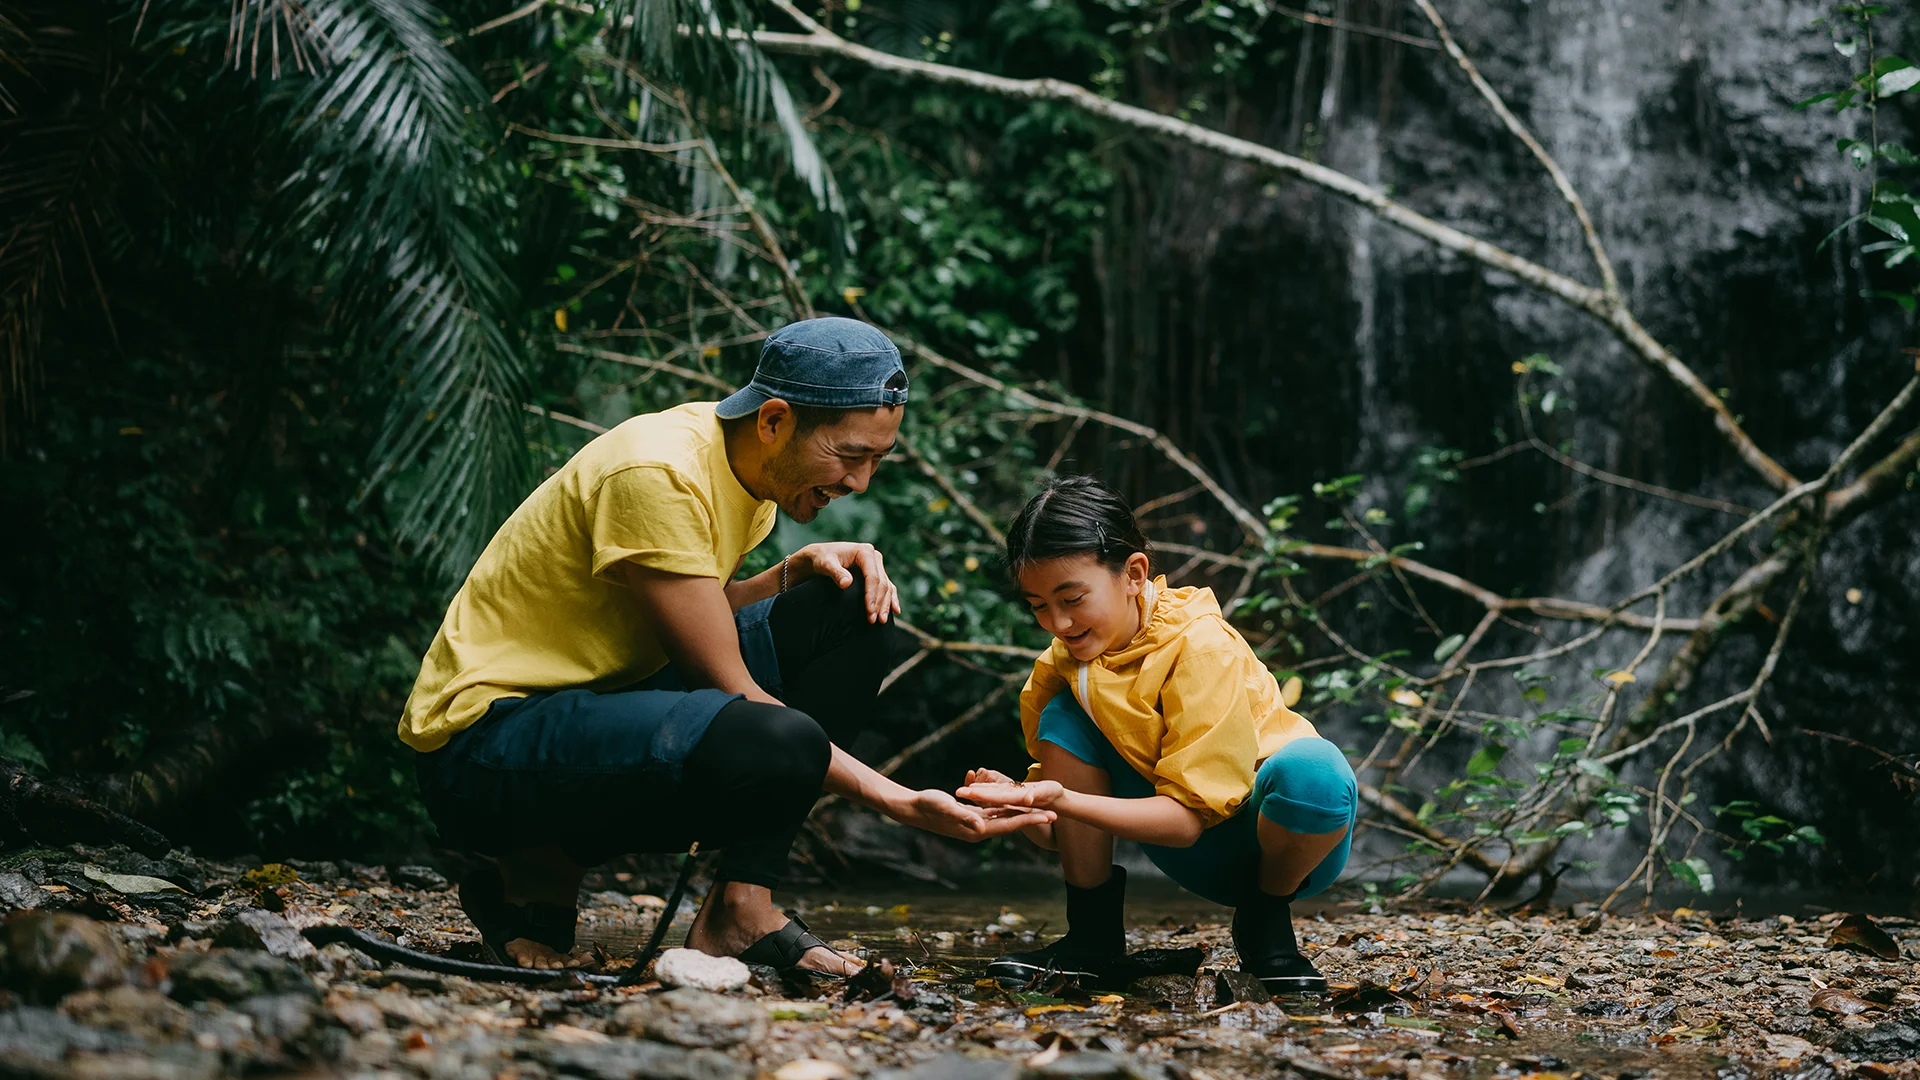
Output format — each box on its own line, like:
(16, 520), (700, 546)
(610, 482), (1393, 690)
(957, 779), (1065, 810)
(963, 767), (1019, 787)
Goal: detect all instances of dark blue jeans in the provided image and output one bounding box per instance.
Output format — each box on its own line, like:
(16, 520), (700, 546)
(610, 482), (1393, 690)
(414, 572), (887, 887)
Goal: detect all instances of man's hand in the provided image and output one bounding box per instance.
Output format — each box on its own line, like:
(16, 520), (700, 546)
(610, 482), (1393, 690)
(793, 542), (900, 623)
(887, 788), (1055, 842)
(956, 779), (1066, 810)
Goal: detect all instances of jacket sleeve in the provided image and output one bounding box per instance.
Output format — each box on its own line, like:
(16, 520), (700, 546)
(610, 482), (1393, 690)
(1154, 646), (1261, 827)
(1018, 651), (1071, 783)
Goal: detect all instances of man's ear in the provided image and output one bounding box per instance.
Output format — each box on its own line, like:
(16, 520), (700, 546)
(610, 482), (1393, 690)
(757, 399), (796, 445)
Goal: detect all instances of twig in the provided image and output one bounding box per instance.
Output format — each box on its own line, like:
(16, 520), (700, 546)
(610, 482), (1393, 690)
(554, 343), (734, 392)
(524, 402), (608, 435)
(1263, 2), (1438, 49)
(899, 433), (1006, 546)
(878, 648), (931, 697)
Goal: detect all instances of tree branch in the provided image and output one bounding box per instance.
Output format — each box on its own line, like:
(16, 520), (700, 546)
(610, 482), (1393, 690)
(755, 1), (1797, 492)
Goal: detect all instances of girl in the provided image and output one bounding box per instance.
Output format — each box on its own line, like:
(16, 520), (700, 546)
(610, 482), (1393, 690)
(959, 476), (1357, 993)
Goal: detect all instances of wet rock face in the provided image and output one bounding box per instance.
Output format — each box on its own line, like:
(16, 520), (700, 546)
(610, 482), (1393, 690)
(0, 911), (128, 1004)
(615, 987), (769, 1049)
(1829, 1008), (1920, 1061)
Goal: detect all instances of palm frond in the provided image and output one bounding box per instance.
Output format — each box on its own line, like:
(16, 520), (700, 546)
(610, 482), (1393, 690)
(225, 0), (329, 78)
(610, 0), (844, 228)
(274, 0), (532, 577)
(0, 0), (153, 446)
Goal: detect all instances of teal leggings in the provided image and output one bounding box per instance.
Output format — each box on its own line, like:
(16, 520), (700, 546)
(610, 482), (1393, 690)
(1035, 695), (1357, 907)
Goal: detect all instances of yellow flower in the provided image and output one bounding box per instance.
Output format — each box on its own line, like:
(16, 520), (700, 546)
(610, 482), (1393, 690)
(941, 579), (961, 596)
(928, 497), (951, 513)
(554, 308), (569, 332)
(842, 286), (868, 304)
(963, 556), (980, 572)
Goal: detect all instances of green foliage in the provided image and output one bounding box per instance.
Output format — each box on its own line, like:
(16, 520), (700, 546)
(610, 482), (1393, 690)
(1803, 4), (1920, 312)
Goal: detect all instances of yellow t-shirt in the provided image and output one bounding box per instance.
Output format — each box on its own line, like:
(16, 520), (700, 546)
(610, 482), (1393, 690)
(398, 402), (776, 752)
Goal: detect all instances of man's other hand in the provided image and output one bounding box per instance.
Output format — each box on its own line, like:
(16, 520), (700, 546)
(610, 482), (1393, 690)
(888, 787), (1054, 842)
(795, 542), (901, 624)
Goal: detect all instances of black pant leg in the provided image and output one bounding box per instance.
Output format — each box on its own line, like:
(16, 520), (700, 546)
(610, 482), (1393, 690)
(765, 570), (890, 747)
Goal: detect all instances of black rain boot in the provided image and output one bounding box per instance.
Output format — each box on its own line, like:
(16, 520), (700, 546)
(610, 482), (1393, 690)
(1232, 887), (1326, 994)
(986, 865), (1129, 987)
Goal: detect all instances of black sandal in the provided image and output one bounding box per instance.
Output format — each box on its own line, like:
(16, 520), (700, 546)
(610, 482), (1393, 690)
(736, 915), (855, 983)
(458, 864), (580, 966)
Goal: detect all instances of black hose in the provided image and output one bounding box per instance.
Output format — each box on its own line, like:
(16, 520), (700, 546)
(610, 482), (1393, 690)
(301, 923), (620, 987)
(298, 844), (706, 989)
(618, 842), (704, 986)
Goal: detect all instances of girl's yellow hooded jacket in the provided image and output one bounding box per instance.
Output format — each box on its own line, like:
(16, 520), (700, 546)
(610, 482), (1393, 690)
(1019, 578), (1318, 827)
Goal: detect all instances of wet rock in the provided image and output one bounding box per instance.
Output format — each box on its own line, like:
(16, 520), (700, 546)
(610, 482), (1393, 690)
(869, 1053), (1024, 1080)
(614, 987), (768, 1048)
(532, 1040), (750, 1080)
(234, 992), (322, 1041)
(59, 985), (194, 1038)
(0, 871), (49, 912)
(1029, 1052), (1175, 1080)
(213, 909), (317, 961)
(1128, 974), (1197, 1009)
(283, 859), (340, 883)
(1828, 1010), (1920, 1061)
(1214, 969), (1271, 1005)
(655, 947), (752, 992)
(167, 948), (315, 1003)
(0, 911), (128, 1003)
(0, 1005), (149, 1062)
(388, 865), (449, 892)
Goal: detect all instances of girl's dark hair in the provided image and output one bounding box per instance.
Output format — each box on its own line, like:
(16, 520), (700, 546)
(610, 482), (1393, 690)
(1005, 475), (1151, 577)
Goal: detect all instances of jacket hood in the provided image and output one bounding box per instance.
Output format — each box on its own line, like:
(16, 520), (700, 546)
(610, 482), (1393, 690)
(1085, 577), (1223, 667)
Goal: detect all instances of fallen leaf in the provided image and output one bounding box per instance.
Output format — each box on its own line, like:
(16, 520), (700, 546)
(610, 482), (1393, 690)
(1381, 1015), (1443, 1031)
(1519, 974), (1564, 989)
(1024, 1004), (1086, 1017)
(1811, 988), (1880, 1017)
(81, 866), (187, 895)
(1094, 994), (1126, 1004)
(1763, 1033), (1818, 1061)
(1827, 913), (1902, 959)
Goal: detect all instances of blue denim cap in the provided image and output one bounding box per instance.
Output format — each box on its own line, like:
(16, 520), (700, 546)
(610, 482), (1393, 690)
(714, 316), (909, 419)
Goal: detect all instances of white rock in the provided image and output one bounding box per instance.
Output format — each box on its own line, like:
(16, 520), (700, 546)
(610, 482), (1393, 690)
(652, 948), (751, 992)
(773, 1060), (851, 1080)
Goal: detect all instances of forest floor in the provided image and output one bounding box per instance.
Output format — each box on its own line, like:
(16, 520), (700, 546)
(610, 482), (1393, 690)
(1, 846), (1918, 1080)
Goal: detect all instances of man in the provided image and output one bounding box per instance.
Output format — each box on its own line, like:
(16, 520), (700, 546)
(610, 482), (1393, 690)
(401, 317), (1052, 977)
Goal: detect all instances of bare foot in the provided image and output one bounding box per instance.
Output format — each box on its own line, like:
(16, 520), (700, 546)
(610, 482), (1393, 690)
(685, 883), (863, 976)
(502, 937), (594, 970)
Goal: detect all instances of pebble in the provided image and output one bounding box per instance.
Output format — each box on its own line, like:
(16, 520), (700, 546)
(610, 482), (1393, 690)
(0, 872), (50, 912)
(773, 1060), (852, 1080)
(537, 1040), (750, 1080)
(654, 948), (752, 992)
(615, 987), (768, 1048)
(0, 911), (128, 1003)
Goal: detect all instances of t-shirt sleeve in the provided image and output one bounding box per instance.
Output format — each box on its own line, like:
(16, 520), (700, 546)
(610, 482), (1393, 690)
(1154, 646), (1261, 827)
(587, 465), (720, 581)
(1019, 650), (1071, 783)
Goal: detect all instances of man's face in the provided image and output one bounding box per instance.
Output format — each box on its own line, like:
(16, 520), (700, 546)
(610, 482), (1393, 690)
(761, 404), (903, 523)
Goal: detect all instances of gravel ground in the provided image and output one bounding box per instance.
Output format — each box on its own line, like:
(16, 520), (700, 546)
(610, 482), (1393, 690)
(1, 846), (1917, 1080)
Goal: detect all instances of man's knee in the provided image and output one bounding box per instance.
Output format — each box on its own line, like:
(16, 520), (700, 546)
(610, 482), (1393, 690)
(713, 699), (830, 788)
(1255, 738), (1356, 834)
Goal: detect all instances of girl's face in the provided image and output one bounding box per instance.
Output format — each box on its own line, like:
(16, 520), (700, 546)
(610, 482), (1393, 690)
(1018, 552), (1152, 662)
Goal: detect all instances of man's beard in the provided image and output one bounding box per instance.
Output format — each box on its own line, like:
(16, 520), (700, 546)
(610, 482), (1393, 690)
(764, 444), (821, 521)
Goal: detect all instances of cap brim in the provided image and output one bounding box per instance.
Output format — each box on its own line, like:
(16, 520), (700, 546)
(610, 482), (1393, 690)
(713, 385), (771, 420)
